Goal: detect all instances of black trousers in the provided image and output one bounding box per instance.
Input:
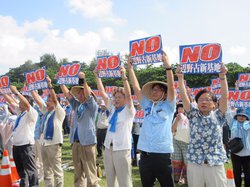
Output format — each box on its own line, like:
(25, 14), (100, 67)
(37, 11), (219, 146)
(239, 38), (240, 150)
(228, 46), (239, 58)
(62, 116), (70, 135)
(96, 128), (107, 156)
(139, 152), (174, 187)
(132, 134), (139, 158)
(231, 153), (250, 187)
(13, 144), (38, 187)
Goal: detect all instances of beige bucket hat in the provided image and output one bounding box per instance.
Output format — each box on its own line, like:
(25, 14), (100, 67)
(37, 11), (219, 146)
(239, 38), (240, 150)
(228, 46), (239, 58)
(71, 86), (97, 101)
(142, 81), (168, 100)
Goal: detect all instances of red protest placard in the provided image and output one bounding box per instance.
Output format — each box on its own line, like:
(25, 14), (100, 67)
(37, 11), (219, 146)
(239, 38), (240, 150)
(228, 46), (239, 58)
(25, 67), (47, 91)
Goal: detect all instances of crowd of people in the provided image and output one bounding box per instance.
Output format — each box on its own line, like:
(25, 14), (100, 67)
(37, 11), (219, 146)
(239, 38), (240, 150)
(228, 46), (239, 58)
(0, 51), (250, 187)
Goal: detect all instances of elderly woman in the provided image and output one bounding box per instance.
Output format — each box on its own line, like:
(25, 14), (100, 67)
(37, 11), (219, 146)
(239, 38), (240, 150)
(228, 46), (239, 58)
(172, 102), (190, 185)
(177, 64), (229, 187)
(94, 66), (135, 187)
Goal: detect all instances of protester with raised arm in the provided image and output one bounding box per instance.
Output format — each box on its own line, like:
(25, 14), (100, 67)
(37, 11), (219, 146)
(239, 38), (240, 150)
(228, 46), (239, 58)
(60, 71), (99, 187)
(94, 66), (135, 187)
(127, 52), (176, 187)
(2, 85), (39, 187)
(31, 76), (65, 187)
(177, 64), (229, 187)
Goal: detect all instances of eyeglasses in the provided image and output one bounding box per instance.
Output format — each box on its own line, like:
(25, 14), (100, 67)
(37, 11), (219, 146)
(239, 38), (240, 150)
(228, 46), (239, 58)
(197, 98), (213, 103)
(152, 88), (164, 92)
(114, 95), (125, 100)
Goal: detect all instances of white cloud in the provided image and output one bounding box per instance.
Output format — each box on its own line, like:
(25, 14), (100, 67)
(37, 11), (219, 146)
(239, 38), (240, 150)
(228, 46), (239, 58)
(23, 18), (52, 34)
(0, 16), (103, 75)
(128, 30), (150, 41)
(67, 0), (127, 24)
(228, 46), (247, 56)
(163, 46), (179, 64)
(99, 27), (116, 41)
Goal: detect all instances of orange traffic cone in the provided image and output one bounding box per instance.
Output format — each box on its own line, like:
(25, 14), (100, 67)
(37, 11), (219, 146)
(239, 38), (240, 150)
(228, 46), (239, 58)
(0, 150), (12, 187)
(9, 153), (20, 183)
(227, 168), (236, 187)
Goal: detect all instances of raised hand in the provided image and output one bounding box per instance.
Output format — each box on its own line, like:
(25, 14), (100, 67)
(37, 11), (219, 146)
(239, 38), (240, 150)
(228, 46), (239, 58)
(220, 63), (228, 75)
(162, 50), (171, 68)
(78, 72), (86, 79)
(46, 76), (52, 84)
(93, 67), (99, 76)
(9, 85), (18, 94)
(176, 65), (184, 79)
(127, 55), (133, 70)
(119, 66), (126, 78)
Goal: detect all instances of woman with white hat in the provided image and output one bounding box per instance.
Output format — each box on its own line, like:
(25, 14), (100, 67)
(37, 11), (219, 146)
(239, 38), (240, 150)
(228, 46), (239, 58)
(127, 52), (176, 187)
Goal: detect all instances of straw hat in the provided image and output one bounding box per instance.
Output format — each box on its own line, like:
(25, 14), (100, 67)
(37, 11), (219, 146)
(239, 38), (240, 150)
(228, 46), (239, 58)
(142, 81), (168, 100)
(71, 86), (97, 101)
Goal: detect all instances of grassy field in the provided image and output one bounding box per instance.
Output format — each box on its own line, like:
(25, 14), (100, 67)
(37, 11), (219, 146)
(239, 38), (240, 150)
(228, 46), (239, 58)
(39, 137), (187, 187)
(0, 137), (239, 186)
(0, 139), (243, 186)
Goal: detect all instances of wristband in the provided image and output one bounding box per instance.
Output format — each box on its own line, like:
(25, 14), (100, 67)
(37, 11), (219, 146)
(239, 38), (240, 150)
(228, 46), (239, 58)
(165, 67), (172, 71)
(79, 78), (85, 85)
(220, 77), (226, 81)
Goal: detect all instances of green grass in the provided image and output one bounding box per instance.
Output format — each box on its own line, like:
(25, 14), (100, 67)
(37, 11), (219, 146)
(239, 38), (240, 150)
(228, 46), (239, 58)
(38, 137), (197, 186)
(38, 137), (188, 187)
(0, 138), (240, 186)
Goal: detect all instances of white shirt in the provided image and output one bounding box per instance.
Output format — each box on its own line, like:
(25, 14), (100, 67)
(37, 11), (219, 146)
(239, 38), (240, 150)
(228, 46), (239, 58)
(41, 103), (65, 146)
(173, 113), (190, 143)
(12, 106), (38, 146)
(104, 99), (136, 151)
(96, 110), (109, 129)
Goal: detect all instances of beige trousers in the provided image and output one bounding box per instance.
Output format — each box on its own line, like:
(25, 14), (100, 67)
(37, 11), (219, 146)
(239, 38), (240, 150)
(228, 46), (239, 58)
(41, 144), (64, 187)
(35, 140), (44, 180)
(72, 142), (99, 187)
(104, 147), (132, 187)
(187, 162), (227, 187)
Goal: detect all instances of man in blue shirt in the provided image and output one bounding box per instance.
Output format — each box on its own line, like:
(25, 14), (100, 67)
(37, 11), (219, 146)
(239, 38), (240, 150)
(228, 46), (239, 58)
(128, 52), (176, 187)
(60, 71), (99, 187)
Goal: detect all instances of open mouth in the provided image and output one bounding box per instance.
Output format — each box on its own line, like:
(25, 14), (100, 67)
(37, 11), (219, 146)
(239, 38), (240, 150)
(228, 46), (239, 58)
(201, 106), (207, 109)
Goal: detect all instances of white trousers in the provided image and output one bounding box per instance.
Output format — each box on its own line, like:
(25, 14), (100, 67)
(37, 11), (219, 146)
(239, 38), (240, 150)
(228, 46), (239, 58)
(104, 147), (132, 187)
(187, 162), (227, 187)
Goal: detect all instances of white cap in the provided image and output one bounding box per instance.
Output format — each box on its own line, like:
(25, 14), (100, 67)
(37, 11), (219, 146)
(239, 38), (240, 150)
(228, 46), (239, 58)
(99, 100), (105, 106)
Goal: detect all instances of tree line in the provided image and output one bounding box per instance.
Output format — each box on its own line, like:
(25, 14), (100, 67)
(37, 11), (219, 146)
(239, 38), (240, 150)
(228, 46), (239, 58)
(5, 53), (250, 93)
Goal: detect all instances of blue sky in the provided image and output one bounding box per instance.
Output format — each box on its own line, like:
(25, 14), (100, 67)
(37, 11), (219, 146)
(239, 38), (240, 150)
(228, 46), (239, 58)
(0, 0), (249, 74)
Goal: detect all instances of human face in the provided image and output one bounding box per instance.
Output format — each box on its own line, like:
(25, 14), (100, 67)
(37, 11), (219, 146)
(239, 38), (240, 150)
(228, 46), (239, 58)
(236, 115), (248, 123)
(150, 85), (167, 102)
(19, 100), (26, 112)
(113, 92), (126, 108)
(135, 104), (141, 110)
(46, 97), (55, 111)
(74, 89), (86, 103)
(178, 107), (184, 114)
(197, 93), (215, 115)
(100, 105), (106, 110)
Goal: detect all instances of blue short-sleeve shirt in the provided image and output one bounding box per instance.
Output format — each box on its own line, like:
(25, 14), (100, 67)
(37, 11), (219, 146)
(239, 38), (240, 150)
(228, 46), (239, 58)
(137, 96), (176, 153)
